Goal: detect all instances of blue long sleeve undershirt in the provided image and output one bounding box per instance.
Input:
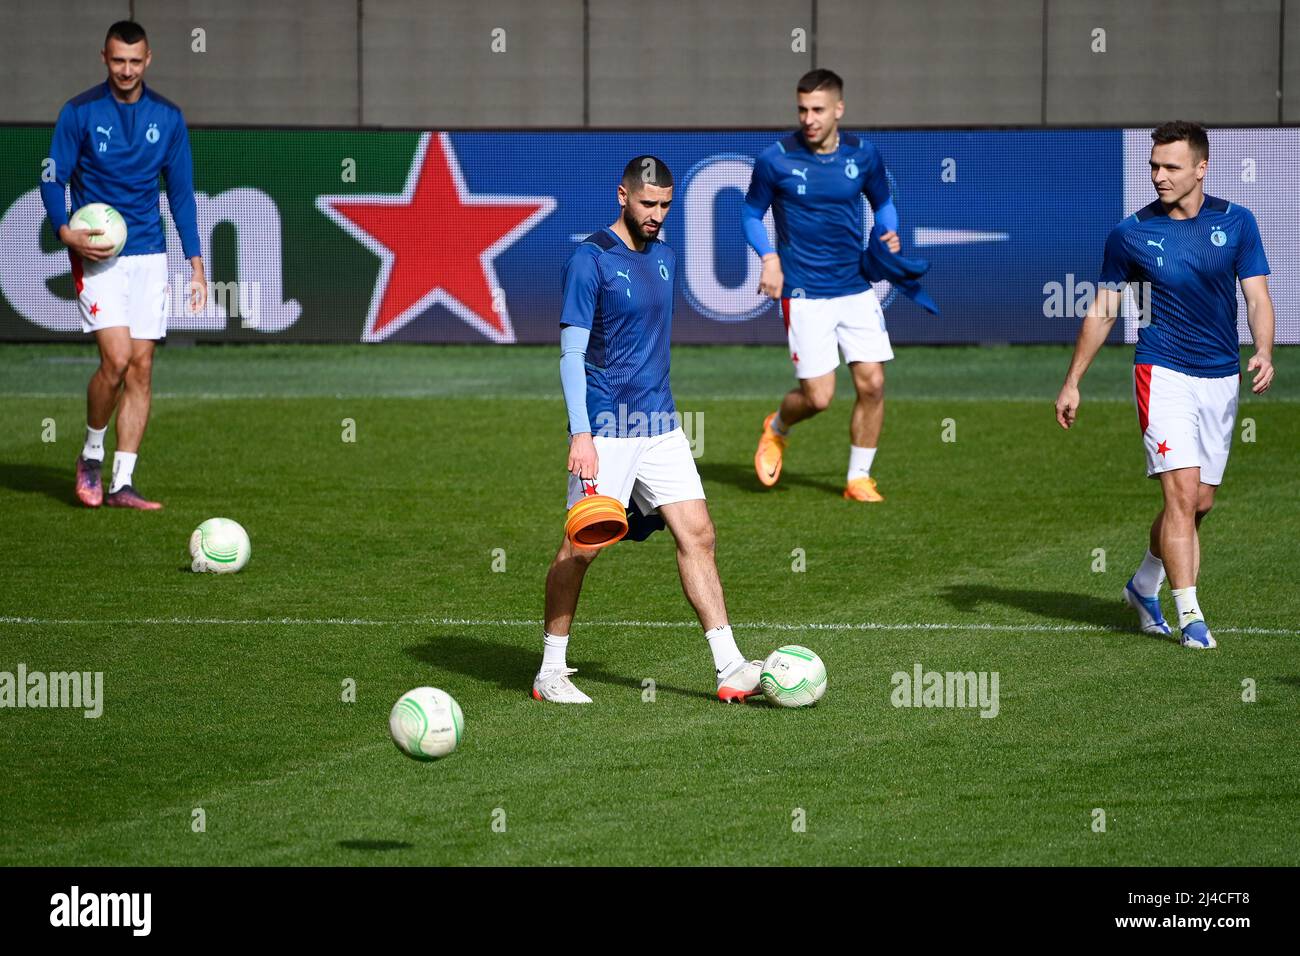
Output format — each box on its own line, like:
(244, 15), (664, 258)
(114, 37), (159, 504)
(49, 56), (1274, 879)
(560, 324), (591, 435)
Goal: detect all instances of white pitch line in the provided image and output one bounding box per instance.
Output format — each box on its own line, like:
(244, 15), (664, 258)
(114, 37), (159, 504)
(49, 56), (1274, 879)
(0, 615), (1294, 636)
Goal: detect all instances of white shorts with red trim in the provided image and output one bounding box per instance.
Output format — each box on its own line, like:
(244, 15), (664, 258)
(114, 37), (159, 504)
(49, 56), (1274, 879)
(566, 427), (704, 512)
(780, 288), (894, 379)
(1134, 363), (1239, 486)
(71, 251), (169, 339)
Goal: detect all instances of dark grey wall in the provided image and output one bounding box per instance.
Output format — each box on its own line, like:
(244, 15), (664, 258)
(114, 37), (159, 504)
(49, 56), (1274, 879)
(6, 0), (1292, 126)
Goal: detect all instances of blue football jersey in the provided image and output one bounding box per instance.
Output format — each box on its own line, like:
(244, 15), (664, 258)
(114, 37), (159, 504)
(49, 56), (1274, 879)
(40, 82), (201, 259)
(1100, 195), (1269, 378)
(559, 229), (678, 437)
(743, 130), (892, 298)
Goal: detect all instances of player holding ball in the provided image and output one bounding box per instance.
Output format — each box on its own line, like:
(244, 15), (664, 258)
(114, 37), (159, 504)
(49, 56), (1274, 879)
(41, 20), (207, 510)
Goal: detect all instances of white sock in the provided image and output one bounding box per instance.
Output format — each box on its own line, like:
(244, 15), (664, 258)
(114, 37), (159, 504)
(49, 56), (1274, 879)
(82, 425), (107, 462)
(705, 624), (743, 678)
(770, 411), (788, 436)
(848, 445), (877, 481)
(1171, 587), (1203, 629)
(110, 451), (137, 493)
(541, 632), (569, 673)
(1131, 550), (1165, 597)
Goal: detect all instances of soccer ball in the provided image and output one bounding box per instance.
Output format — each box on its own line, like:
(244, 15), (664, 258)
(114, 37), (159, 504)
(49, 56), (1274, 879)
(760, 645), (828, 708)
(189, 518), (251, 574)
(389, 687), (464, 760)
(69, 202), (127, 257)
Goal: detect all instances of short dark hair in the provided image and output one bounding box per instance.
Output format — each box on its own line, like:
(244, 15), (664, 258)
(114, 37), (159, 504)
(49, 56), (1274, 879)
(105, 20), (148, 48)
(1151, 120), (1209, 163)
(621, 155), (673, 192)
(797, 69), (843, 97)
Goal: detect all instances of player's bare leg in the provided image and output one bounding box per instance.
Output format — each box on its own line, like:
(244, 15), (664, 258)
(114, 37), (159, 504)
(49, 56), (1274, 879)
(1148, 481), (1216, 581)
(114, 338), (155, 454)
(755, 371), (834, 486)
(845, 360), (885, 501)
(76, 327), (132, 507)
(533, 536), (601, 703)
(780, 371), (836, 428)
(658, 498), (762, 701)
(105, 338), (162, 510)
(543, 536), (601, 637)
(1155, 468), (1216, 648)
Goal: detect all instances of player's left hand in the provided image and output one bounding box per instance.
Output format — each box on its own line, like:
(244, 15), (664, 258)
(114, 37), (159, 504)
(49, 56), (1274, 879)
(188, 262), (207, 314)
(880, 230), (901, 254)
(1247, 351), (1274, 394)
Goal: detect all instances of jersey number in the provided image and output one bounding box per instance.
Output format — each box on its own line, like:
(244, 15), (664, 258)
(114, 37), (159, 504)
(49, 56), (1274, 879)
(797, 184), (806, 195)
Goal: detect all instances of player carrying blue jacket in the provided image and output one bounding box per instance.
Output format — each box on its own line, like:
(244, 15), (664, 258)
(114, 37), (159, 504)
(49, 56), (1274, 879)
(40, 20), (206, 510)
(743, 69), (903, 502)
(1056, 121), (1276, 649)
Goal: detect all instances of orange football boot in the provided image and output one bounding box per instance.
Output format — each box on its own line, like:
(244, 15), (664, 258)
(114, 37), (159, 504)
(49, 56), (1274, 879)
(754, 412), (787, 487)
(843, 476), (884, 502)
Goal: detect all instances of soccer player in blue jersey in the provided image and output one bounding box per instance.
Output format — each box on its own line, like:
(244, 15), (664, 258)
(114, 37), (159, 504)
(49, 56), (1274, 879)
(41, 20), (206, 510)
(1056, 121), (1275, 649)
(744, 69), (903, 502)
(534, 156), (764, 704)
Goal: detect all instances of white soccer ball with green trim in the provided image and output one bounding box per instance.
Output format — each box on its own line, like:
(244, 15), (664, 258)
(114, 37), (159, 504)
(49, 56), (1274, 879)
(189, 517), (251, 574)
(390, 687), (464, 760)
(69, 202), (128, 257)
(760, 645), (827, 708)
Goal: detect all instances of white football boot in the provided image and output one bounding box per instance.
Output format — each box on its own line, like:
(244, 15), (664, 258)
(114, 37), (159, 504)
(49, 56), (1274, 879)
(717, 659), (764, 703)
(532, 667), (593, 703)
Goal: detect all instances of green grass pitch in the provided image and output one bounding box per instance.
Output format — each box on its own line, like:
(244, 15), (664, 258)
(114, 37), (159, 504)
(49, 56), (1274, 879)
(0, 342), (1296, 866)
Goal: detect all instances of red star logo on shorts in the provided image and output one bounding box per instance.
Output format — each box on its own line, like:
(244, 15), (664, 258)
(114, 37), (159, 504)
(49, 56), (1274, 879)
(89, 302), (100, 317)
(1156, 440), (1171, 456)
(791, 352), (799, 364)
(582, 481), (598, 496)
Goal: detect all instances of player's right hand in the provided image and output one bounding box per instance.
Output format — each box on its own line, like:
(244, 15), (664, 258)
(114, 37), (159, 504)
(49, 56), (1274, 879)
(59, 226), (115, 262)
(757, 254), (783, 300)
(568, 432), (598, 480)
(1054, 383), (1080, 430)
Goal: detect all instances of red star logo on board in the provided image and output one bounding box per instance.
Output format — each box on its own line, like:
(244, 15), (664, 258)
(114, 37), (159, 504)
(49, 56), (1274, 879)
(317, 132), (555, 343)
(89, 302), (99, 317)
(1156, 440), (1171, 456)
(582, 481), (598, 497)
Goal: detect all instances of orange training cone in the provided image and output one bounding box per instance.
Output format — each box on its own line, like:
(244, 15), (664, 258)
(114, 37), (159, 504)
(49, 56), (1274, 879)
(565, 494), (628, 550)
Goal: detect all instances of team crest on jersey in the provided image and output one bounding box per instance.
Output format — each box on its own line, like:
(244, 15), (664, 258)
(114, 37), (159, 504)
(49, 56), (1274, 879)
(845, 160), (858, 178)
(1210, 228), (1226, 247)
(146, 123), (160, 144)
(658, 261), (669, 281)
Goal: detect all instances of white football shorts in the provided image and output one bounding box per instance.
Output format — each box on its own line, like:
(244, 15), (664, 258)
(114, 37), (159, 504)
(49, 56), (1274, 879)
(71, 251), (169, 339)
(565, 427), (705, 513)
(1134, 363), (1239, 486)
(780, 287), (894, 379)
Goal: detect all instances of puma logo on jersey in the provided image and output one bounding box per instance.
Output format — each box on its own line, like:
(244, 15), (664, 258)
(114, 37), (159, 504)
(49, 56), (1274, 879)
(791, 168), (808, 180)
(616, 269), (631, 297)
(1146, 238), (1165, 251)
(96, 126), (113, 139)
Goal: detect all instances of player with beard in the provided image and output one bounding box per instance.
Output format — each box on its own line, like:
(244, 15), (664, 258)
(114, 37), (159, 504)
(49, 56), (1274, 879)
(533, 156), (765, 704)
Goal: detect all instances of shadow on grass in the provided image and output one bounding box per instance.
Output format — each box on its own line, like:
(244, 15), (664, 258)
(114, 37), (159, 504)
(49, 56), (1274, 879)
(403, 632), (716, 701)
(696, 460), (842, 497)
(0, 462), (75, 504)
(337, 840), (413, 852)
(939, 584), (1133, 632)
